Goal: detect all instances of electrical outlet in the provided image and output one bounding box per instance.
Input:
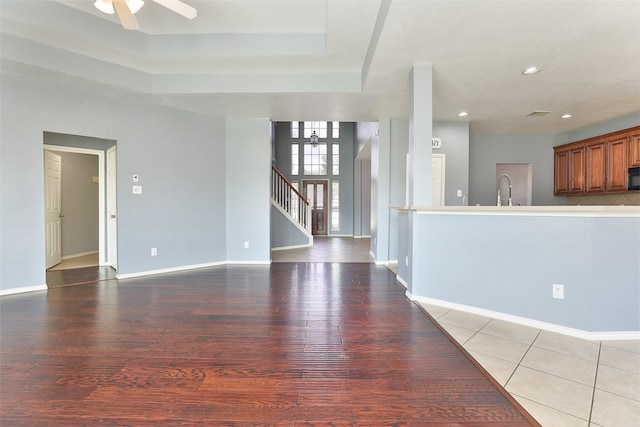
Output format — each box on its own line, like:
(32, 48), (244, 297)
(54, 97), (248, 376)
(244, 241), (249, 249)
(151, 247), (157, 256)
(457, 189), (462, 197)
(552, 283), (564, 299)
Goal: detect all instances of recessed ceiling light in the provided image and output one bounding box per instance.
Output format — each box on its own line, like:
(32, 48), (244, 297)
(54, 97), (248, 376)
(522, 67), (540, 75)
(458, 111), (469, 117)
(561, 114), (573, 119)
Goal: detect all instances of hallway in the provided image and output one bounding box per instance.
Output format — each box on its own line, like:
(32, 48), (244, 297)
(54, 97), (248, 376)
(271, 236), (373, 263)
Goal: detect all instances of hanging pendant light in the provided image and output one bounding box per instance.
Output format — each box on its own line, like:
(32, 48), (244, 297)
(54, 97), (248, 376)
(310, 131), (319, 147)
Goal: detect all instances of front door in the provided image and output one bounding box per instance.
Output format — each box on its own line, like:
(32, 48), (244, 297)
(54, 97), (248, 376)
(44, 150), (62, 269)
(304, 180), (328, 236)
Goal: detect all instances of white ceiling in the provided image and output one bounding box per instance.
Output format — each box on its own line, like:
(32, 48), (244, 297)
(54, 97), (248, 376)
(1, 0), (639, 134)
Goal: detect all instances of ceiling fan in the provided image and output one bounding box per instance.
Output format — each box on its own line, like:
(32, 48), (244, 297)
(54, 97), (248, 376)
(94, 0), (197, 30)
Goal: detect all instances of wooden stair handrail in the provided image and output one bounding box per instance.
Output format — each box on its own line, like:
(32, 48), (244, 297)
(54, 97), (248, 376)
(271, 166), (309, 205)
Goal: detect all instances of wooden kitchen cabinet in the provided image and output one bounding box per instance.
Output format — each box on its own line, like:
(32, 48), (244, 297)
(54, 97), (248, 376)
(629, 128), (640, 167)
(553, 126), (639, 195)
(568, 146), (586, 193)
(554, 148), (570, 194)
(585, 139), (606, 193)
(606, 133), (628, 192)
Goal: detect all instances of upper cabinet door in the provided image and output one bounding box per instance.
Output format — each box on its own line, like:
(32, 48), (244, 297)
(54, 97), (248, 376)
(569, 146), (586, 194)
(606, 133), (628, 192)
(585, 139), (606, 193)
(628, 128), (640, 168)
(554, 148), (570, 195)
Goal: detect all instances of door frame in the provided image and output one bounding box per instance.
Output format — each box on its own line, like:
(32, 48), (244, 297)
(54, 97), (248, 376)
(302, 179), (329, 236)
(432, 154), (446, 206)
(43, 144), (116, 268)
(43, 150), (62, 269)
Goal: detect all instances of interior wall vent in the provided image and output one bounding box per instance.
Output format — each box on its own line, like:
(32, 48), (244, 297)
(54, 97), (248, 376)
(526, 111), (551, 117)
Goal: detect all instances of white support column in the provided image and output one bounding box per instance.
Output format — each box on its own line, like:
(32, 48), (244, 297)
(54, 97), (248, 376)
(407, 64), (433, 293)
(408, 64), (433, 206)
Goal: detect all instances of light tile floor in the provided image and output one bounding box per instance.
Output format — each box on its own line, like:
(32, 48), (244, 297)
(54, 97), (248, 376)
(419, 303), (640, 427)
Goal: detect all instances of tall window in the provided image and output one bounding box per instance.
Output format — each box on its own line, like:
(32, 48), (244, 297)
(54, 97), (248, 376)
(291, 121), (299, 138)
(332, 144), (339, 176)
(291, 180), (300, 221)
(303, 143), (327, 175)
(332, 122), (340, 138)
(304, 121), (327, 138)
(291, 143), (299, 175)
(331, 181), (340, 231)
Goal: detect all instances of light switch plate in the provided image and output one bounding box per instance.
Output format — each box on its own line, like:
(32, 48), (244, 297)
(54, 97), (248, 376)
(132, 185), (142, 194)
(132, 174), (139, 182)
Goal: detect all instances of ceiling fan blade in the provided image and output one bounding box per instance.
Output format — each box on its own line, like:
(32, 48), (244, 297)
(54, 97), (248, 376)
(152, 0), (197, 20)
(113, 0), (140, 30)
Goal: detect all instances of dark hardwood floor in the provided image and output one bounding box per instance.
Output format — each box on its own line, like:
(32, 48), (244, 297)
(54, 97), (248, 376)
(1, 263), (539, 426)
(46, 265), (117, 289)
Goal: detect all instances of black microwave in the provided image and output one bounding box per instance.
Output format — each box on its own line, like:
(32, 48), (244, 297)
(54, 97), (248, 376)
(629, 167), (640, 191)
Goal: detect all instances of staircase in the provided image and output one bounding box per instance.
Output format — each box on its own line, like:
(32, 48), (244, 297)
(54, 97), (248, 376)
(271, 166), (313, 249)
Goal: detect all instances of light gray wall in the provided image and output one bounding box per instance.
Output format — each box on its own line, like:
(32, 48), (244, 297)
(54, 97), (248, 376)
(359, 160), (372, 236)
(356, 122), (378, 254)
(226, 118), (271, 262)
(51, 151), (99, 257)
(0, 71), (227, 291)
(469, 133), (568, 207)
(45, 132), (116, 151)
(433, 122), (470, 206)
(411, 212), (640, 332)
(336, 123), (355, 236)
(567, 112), (640, 143)
(270, 205), (310, 249)
(388, 119), (408, 260)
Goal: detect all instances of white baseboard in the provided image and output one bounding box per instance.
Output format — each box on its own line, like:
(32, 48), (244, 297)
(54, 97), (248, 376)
(409, 294), (640, 341)
(0, 284), (48, 296)
(225, 261), (271, 265)
(271, 243), (312, 251)
(116, 261), (227, 279)
(396, 275), (408, 289)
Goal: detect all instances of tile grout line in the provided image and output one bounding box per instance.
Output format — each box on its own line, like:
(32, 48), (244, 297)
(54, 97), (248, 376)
(587, 341), (603, 426)
(503, 328), (544, 389)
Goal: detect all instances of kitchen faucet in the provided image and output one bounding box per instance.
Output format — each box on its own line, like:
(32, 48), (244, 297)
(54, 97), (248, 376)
(497, 174), (512, 206)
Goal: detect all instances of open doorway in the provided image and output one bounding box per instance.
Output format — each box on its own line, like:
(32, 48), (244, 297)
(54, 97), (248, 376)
(43, 134), (117, 280)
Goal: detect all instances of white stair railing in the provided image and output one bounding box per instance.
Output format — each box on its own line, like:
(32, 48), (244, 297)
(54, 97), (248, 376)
(271, 166), (311, 233)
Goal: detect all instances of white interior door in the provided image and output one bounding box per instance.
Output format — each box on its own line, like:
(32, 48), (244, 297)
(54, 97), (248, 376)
(107, 146), (118, 270)
(44, 150), (62, 269)
(432, 154), (446, 206)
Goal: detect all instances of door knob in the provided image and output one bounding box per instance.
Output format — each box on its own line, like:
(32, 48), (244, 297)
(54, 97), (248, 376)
(110, 214), (116, 218)
(59, 213), (64, 218)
